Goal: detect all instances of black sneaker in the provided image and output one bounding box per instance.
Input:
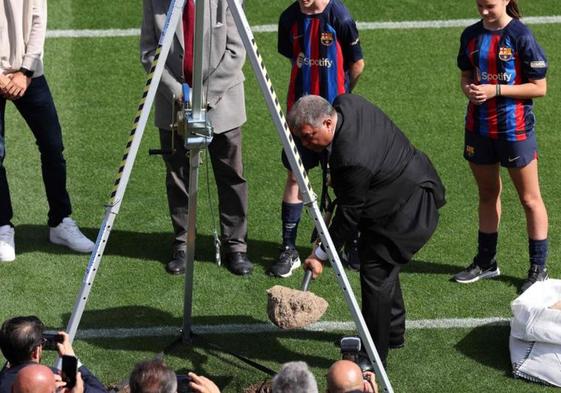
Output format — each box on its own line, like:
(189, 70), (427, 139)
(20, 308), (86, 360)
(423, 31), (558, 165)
(519, 264), (548, 293)
(453, 258), (500, 283)
(269, 246), (301, 278)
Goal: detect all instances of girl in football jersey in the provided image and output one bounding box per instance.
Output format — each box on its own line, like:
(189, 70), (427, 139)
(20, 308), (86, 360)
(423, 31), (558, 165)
(453, 0), (549, 293)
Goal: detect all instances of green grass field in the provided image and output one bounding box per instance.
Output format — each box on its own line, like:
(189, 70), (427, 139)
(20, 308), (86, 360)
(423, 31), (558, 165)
(1, 1), (560, 392)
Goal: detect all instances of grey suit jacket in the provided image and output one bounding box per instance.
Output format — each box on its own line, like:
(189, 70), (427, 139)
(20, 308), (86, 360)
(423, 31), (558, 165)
(140, 0), (246, 134)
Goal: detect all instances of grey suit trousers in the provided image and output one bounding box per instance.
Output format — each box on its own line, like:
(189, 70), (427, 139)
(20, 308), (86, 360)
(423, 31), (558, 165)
(159, 127), (248, 254)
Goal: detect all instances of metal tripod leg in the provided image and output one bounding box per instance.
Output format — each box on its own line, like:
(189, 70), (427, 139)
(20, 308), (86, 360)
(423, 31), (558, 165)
(182, 148), (202, 343)
(226, 1), (394, 391)
(60, 0), (186, 349)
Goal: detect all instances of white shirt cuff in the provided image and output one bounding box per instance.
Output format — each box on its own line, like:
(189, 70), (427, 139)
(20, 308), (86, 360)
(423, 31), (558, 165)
(314, 245), (328, 261)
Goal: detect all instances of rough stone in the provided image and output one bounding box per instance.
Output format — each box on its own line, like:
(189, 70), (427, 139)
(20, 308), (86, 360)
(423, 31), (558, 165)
(266, 285), (329, 329)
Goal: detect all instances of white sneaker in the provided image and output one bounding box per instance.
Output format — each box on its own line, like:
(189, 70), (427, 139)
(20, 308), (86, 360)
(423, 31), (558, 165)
(49, 217), (94, 253)
(0, 225), (16, 262)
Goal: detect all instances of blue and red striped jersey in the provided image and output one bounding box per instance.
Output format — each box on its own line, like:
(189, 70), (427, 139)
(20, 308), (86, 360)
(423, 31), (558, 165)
(457, 19), (547, 141)
(278, 0), (363, 111)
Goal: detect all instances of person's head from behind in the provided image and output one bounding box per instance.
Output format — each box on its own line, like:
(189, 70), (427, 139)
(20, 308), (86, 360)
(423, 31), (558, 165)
(0, 316), (45, 366)
(326, 360), (377, 393)
(11, 364), (56, 393)
(129, 359), (177, 393)
(272, 361), (318, 393)
(287, 95), (337, 153)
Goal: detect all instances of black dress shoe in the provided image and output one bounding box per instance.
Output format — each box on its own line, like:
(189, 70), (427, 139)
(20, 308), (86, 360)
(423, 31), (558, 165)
(166, 250), (186, 275)
(225, 252), (253, 276)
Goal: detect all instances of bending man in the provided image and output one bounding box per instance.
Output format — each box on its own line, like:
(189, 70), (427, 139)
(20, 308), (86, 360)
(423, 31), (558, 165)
(290, 94), (446, 365)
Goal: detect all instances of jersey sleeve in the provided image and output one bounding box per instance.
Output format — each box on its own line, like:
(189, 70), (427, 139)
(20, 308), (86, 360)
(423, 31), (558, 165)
(277, 11), (293, 59)
(336, 17), (363, 65)
(517, 32), (548, 80)
(457, 29), (473, 71)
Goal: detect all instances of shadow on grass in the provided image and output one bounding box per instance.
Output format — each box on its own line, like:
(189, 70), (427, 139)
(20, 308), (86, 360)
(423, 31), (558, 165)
(454, 324), (512, 375)
(402, 259), (461, 275)
(64, 306), (340, 379)
(14, 224), (291, 270)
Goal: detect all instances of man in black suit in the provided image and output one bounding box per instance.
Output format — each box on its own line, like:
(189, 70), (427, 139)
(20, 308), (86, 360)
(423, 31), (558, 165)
(290, 94), (446, 365)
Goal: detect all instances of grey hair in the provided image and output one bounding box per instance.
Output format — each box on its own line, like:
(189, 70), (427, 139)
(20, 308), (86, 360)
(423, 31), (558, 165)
(287, 95), (336, 133)
(272, 361), (318, 393)
(129, 359), (177, 393)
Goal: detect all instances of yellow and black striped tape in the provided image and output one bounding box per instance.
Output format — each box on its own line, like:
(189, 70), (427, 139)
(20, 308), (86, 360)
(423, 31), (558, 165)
(108, 47), (162, 205)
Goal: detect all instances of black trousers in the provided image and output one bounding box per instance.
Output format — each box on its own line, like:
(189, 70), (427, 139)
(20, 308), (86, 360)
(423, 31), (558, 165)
(0, 76), (72, 227)
(359, 186), (440, 365)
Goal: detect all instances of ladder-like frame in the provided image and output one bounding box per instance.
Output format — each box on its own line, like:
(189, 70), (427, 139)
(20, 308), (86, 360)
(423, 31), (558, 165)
(61, 1), (393, 391)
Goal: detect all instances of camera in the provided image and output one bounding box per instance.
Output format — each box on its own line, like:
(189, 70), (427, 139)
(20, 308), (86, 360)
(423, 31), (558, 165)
(42, 332), (64, 351)
(340, 336), (361, 363)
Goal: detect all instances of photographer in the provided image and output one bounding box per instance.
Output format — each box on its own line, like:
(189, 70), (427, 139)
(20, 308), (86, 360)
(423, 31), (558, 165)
(271, 361), (318, 393)
(129, 359), (220, 393)
(327, 360), (377, 393)
(0, 316), (106, 393)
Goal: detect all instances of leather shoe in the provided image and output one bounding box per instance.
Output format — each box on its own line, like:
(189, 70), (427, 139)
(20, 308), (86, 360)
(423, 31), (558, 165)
(225, 252), (253, 276)
(166, 250), (186, 275)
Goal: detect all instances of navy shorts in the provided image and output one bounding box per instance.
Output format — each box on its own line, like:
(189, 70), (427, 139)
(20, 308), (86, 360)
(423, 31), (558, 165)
(281, 136), (322, 171)
(464, 132), (538, 168)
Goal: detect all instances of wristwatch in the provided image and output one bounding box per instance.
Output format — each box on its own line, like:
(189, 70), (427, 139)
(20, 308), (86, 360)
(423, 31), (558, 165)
(19, 67), (33, 78)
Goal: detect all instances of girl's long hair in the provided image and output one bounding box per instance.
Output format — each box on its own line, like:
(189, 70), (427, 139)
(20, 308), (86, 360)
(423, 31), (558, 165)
(507, 0), (522, 19)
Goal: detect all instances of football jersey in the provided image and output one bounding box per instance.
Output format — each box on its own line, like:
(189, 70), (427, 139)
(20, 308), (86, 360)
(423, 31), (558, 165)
(457, 19), (547, 141)
(278, 0), (363, 111)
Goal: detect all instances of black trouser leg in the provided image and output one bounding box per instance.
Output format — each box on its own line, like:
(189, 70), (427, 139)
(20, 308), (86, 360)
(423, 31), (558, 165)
(360, 255), (403, 366)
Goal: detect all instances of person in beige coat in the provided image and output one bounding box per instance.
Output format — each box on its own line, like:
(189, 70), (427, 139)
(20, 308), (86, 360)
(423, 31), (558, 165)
(140, 0), (252, 276)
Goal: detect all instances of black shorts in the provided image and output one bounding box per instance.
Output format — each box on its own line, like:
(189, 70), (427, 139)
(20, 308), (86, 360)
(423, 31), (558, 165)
(281, 136), (322, 171)
(464, 132), (538, 168)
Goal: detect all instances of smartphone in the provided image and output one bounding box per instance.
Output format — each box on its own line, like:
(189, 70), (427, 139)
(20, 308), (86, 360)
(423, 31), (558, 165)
(42, 332), (64, 351)
(61, 355), (78, 389)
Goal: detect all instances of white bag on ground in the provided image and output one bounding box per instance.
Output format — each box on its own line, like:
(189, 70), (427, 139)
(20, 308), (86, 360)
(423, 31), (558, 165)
(509, 279), (561, 387)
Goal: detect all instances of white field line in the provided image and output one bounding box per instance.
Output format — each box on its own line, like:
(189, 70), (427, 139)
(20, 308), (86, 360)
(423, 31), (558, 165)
(46, 16), (561, 38)
(76, 317), (511, 339)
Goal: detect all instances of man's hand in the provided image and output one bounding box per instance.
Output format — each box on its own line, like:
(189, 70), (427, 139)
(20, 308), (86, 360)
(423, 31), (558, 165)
(188, 372), (220, 393)
(304, 254), (324, 279)
(56, 332), (77, 358)
(362, 371), (378, 393)
(0, 74), (11, 98)
(5, 72), (31, 99)
(59, 372), (84, 393)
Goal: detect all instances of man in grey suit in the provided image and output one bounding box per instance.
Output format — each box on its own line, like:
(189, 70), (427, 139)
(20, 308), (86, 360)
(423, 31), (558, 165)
(140, 0), (252, 276)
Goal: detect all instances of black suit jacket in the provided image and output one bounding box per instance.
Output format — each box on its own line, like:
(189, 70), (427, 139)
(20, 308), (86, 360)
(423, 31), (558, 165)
(326, 94), (446, 254)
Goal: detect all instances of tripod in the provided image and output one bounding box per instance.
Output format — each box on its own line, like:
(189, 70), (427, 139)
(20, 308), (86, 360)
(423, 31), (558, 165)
(62, 0), (394, 391)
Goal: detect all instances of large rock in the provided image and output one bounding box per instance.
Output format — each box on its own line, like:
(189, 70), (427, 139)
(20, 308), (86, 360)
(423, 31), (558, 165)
(267, 285), (329, 329)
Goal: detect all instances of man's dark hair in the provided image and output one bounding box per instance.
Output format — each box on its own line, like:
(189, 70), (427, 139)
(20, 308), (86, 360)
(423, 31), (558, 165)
(129, 359), (177, 393)
(0, 316), (44, 365)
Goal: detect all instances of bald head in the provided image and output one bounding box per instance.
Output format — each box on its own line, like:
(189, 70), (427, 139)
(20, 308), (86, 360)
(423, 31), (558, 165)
(326, 360), (364, 393)
(12, 365), (56, 393)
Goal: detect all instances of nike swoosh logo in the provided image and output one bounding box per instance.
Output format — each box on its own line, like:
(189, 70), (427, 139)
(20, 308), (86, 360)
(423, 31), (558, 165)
(293, 34), (303, 40)
(470, 50), (479, 56)
(508, 156), (520, 162)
